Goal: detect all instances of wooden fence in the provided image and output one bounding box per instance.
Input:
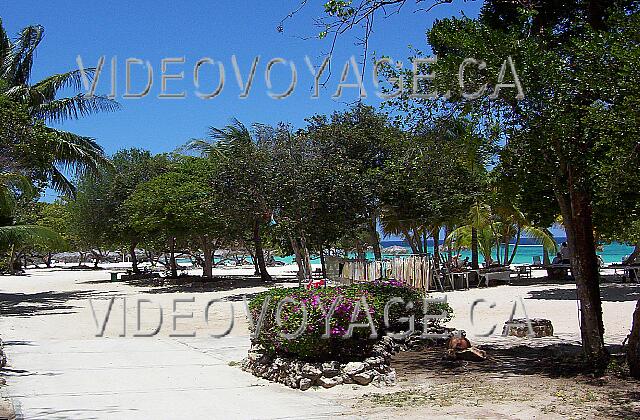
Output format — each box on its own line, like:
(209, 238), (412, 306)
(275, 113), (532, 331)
(325, 255), (435, 291)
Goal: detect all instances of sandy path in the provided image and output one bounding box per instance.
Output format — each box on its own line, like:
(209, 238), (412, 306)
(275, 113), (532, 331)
(1, 265), (639, 419)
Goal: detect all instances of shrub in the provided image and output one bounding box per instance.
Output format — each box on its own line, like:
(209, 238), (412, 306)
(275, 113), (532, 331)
(247, 279), (453, 362)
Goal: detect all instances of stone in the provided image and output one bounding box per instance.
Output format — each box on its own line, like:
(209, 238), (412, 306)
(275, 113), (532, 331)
(343, 361), (367, 376)
(318, 375), (343, 388)
(0, 338), (5, 369)
(246, 351), (267, 364)
(301, 364), (322, 380)
(502, 318), (554, 338)
(299, 377), (313, 391)
(321, 361), (340, 378)
(364, 356), (384, 366)
(455, 347), (487, 362)
(384, 369), (397, 384)
(342, 374), (354, 384)
(0, 397), (15, 420)
(353, 370), (374, 385)
(381, 336), (394, 346)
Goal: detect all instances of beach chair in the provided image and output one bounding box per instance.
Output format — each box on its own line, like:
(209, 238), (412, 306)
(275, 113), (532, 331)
(516, 265), (532, 281)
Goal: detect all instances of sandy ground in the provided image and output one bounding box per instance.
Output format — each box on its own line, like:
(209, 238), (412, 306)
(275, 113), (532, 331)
(0, 264), (639, 419)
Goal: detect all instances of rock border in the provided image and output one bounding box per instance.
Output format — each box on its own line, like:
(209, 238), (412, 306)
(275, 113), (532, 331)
(243, 336), (402, 390)
(0, 338), (6, 369)
(241, 333), (449, 390)
(0, 398), (15, 420)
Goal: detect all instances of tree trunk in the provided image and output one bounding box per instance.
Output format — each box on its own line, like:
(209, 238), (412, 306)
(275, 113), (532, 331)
(402, 227), (418, 254)
(627, 299), (640, 378)
(253, 221), (272, 282)
(319, 245), (327, 279)
(290, 236), (306, 283)
(299, 235), (313, 277)
(559, 177), (608, 369)
(415, 229), (424, 254)
(445, 225), (453, 263)
(543, 248), (551, 265)
(130, 241), (139, 274)
(369, 213), (382, 261)
(508, 228), (521, 266)
(92, 249), (101, 268)
(7, 244), (16, 275)
(169, 237), (178, 278)
(202, 236), (214, 279)
(623, 242), (640, 265)
(471, 227), (479, 269)
(432, 225), (440, 269)
(503, 235), (510, 266)
(355, 239), (365, 261)
(245, 246), (259, 274)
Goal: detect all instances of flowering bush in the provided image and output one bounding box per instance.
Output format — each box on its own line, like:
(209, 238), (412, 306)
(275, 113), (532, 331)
(247, 279), (453, 361)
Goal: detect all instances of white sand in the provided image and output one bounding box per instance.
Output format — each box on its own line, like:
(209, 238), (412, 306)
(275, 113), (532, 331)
(0, 264), (638, 418)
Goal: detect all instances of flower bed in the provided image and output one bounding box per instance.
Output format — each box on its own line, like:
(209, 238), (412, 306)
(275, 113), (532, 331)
(246, 279), (452, 362)
(243, 279), (453, 389)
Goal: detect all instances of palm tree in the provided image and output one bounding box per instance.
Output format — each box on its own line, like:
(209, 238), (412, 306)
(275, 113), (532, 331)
(447, 204), (557, 266)
(0, 173), (65, 273)
(185, 120), (274, 282)
(0, 20), (117, 196)
(379, 206), (429, 255)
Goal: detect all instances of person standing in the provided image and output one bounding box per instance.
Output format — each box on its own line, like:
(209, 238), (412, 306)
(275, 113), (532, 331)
(560, 242), (571, 264)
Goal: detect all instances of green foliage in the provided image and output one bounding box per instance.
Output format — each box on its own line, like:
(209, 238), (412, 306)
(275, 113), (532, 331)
(0, 19), (115, 196)
(125, 156), (225, 246)
(248, 280), (452, 362)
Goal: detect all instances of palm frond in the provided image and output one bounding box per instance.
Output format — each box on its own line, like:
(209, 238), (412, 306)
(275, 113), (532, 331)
(32, 93), (119, 123)
(42, 130), (112, 196)
(0, 19), (11, 77)
(48, 166), (77, 197)
(0, 172), (34, 218)
(0, 224), (66, 250)
(522, 226), (558, 253)
(181, 138), (219, 158)
(32, 69), (98, 102)
(6, 25), (44, 86)
(468, 202), (492, 229)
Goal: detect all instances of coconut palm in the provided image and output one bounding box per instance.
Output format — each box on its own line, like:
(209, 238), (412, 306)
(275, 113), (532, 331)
(0, 20), (117, 196)
(379, 206), (430, 255)
(447, 205), (557, 266)
(185, 119), (275, 282)
(0, 173), (66, 273)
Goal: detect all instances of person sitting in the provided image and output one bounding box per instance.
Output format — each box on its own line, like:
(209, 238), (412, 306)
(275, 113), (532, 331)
(552, 252), (563, 265)
(560, 242), (571, 264)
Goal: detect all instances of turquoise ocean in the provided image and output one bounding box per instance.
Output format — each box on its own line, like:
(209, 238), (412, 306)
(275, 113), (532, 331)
(190, 238), (634, 266)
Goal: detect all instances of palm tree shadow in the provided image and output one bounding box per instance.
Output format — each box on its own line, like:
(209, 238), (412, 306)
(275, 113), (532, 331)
(0, 290), (110, 317)
(527, 284), (640, 302)
(394, 343), (595, 378)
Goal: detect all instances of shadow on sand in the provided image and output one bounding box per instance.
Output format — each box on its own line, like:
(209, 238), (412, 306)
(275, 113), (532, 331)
(0, 290), (115, 317)
(393, 343), (640, 417)
(527, 284), (640, 302)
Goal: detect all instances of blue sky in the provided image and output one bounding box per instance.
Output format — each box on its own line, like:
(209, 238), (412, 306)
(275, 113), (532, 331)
(4, 2), (568, 239)
(3, 0), (482, 159)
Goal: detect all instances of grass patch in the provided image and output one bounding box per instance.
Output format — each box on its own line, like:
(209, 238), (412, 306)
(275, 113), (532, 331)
(366, 390), (434, 408)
